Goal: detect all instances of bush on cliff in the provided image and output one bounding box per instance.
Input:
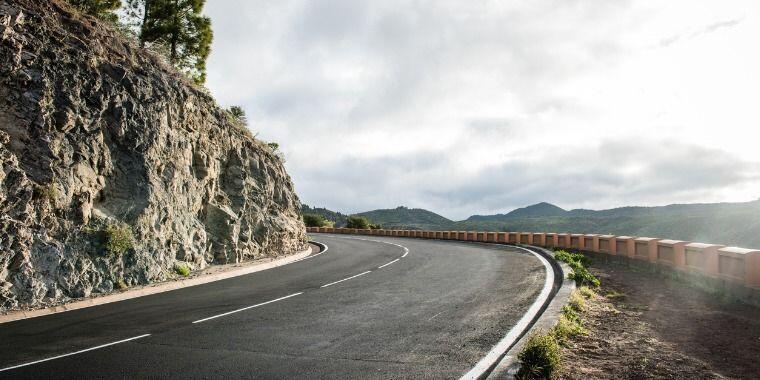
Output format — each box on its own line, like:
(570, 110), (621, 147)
(174, 263), (190, 277)
(103, 223), (134, 256)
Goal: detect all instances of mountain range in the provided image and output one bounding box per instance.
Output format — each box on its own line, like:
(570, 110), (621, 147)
(302, 199), (760, 248)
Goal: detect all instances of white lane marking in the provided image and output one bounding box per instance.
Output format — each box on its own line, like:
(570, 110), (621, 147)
(377, 258), (399, 269)
(293, 241), (329, 262)
(0, 334), (151, 372)
(459, 245), (555, 380)
(320, 271), (372, 288)
(192, 292), (303, 324)
(320, 234), (410, 259)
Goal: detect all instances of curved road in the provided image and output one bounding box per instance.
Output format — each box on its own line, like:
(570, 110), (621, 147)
(0, 234), (548, 379)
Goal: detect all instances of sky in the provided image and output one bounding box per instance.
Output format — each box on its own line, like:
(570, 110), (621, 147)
(203, 0), (760, 220)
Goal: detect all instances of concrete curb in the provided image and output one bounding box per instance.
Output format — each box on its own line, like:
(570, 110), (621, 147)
(0, 245), (313, 325)
(487, 246), (576, 379)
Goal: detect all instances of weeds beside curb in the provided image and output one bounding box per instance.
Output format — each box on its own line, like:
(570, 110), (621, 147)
(515, 249), (600, 379)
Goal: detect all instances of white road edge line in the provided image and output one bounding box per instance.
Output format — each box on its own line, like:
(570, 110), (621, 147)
(320, 271), (372, 288)
(0, 334), (151, 372)
(459, 245), (555, 380)
(192, 292), (303, 324)
(293, 241), (329, 262)
(377, 258), (399, 269)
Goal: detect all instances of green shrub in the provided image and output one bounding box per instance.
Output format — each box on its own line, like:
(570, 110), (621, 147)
(267, 142), (279, 151)
(346, 215), (372, 229)
(116, 278), (128, 290)
(516, 332), (561, 379)
(174, 263), (190, 277)
(554, 250), (591, 267)
(303, 213), (329, 227)
(554, 250), (600, 287)
(569, 266), (600, 288)
(103, 223), (133, 256)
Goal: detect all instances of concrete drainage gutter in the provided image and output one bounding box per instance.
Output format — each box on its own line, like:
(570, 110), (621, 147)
(0, 244), (317, 325)
(486, 245), (576, 379)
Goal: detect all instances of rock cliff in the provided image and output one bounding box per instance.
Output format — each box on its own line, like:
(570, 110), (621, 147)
(0, 0), (307, 310)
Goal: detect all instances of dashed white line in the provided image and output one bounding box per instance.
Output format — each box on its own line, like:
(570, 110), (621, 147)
(192, 292), (303, 324)
(0, 334), (151, 372)
(320, 271), (372, 288)
(377, 258), (399, 269)
(321, 235), (410, 260)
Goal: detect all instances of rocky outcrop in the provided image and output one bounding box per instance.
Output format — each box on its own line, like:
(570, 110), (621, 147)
(0, 0), (306, 310)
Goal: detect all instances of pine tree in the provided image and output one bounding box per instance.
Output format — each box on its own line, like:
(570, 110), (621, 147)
(68, 0), (121, 22)
(131, 0), (213, 84)
(227, 106), (247, 125)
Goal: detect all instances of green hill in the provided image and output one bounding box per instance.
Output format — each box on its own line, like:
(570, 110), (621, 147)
(455, 200), (760, 248)
(468, 202), (568, 221)
(356, 206), (455, 230)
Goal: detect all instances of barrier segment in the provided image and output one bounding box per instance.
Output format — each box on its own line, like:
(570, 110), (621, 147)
(532, 233), (545, 247)
(717, 247), (760, 287)
(598, 235), (616, 255)
(684, 243), (724, 275)
(634, 237), (660, 262)
(583, 234), (600, 252)
(656, 239), (689, 268)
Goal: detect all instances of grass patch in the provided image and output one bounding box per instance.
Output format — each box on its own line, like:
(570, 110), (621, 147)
(34, 183), (59, 207)
(554, 250), (600, 288)
(518, 288), (592, 377)
(103, 223), (134, 256)
(605, 289), (625, 300)
(516, 253), (603, 378)
(578, 286), (596, 299)
(568, 291), (586, 312)
(516, 332), (561, 380)
(174, 263), (190, 277)
(553, 312), (586, 345)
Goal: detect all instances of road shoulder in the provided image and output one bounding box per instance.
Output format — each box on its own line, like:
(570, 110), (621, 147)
(0, 245), (314, 325)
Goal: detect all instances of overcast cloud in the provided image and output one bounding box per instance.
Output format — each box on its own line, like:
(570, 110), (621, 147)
(204, 0), (760, 219)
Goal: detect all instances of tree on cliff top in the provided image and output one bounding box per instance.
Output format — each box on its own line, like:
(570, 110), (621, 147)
(128, 0), (213, 84)
(68, 0), (121, 22)
(346, 216), (373, 229)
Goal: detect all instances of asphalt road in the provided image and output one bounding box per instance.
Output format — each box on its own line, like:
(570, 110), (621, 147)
(0, 234), (547, 379)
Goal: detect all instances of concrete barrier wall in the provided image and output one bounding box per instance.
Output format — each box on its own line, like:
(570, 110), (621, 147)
(304, 226), (760, 289)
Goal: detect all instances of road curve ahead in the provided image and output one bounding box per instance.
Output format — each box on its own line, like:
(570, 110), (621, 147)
(0, 234), (548, 379)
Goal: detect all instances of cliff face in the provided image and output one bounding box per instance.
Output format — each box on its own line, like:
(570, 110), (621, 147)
(0, 0), (306, 310)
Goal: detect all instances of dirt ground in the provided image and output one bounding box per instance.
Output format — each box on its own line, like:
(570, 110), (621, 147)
(556, 257), (760, 380)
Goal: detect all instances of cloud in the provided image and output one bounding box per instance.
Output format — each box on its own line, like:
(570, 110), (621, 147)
(203, 1), (760, 219)
(293, 139), (760, 219)
(660, 18), (742, 47)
